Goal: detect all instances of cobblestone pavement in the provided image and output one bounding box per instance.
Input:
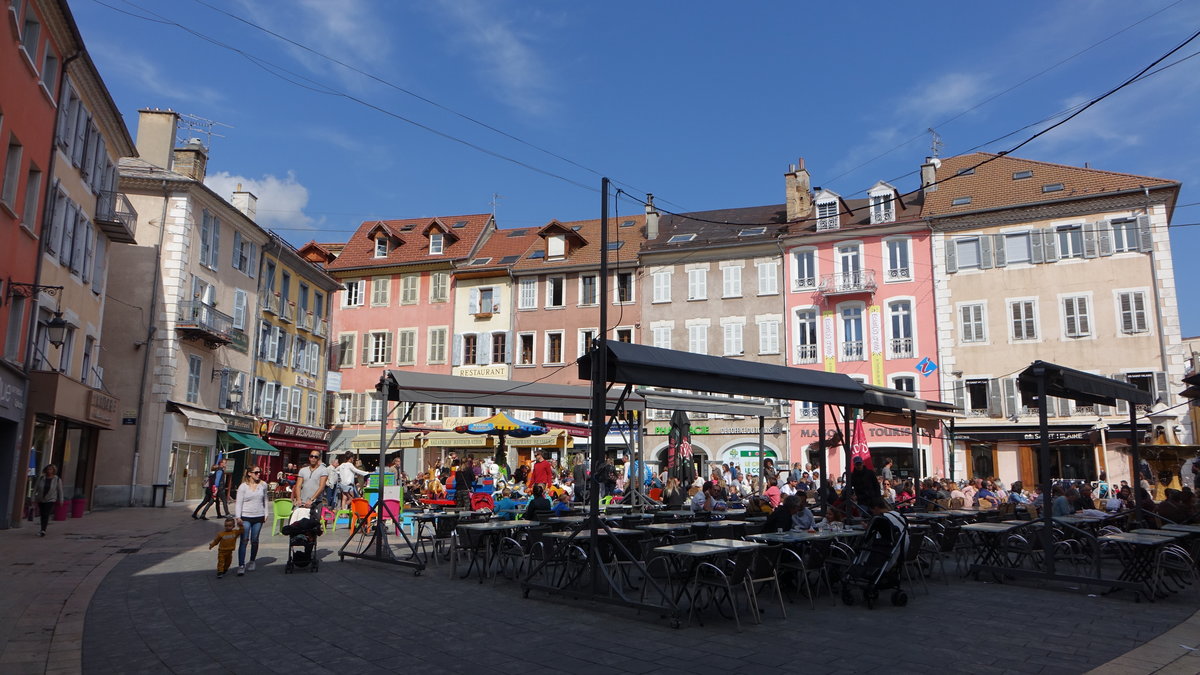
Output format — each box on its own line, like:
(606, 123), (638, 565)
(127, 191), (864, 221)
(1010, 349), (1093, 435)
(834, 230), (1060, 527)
(3, 504), (1200, 674)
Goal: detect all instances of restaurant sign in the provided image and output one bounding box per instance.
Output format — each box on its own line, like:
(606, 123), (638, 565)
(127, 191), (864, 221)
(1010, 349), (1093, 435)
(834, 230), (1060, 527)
(219, 413), (257, 433)
(87, 390), (118, 425)
(264, 420), (331, 442)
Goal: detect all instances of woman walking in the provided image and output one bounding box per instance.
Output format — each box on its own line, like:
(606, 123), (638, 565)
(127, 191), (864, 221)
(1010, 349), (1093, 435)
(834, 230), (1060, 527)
(33, 465), (65, 537)
(455, 458), (475, 509)
(234, 466), (270, 576)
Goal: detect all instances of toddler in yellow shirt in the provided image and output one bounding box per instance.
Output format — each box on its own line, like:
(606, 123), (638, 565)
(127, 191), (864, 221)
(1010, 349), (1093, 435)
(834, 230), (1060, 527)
(209, 517), (243, 578)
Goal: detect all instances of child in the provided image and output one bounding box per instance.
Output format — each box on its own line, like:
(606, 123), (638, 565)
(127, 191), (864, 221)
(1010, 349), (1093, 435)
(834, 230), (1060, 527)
(209, 517), (243, 578)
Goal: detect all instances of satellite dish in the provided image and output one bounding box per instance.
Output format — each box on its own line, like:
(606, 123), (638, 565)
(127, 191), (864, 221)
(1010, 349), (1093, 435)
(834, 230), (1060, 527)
(930, 157), (942, 169)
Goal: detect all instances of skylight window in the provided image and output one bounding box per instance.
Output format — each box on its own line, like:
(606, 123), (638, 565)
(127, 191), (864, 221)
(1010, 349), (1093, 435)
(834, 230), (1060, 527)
(1012, 170), (1033, 180)
(620, 220), (635, 228)
(498, 255), (520, 264)
(606, 241), (625, 250)
(452, 220), (468, 228)
(1042, 183), (1065, 193)
(668, 234), (696, 243)
(951, 197), (972, 206)
(739, 227), (766, 237)
(506, 229), (528, 237)
(528, 250), (545, 259)
(400, 224), (415, 231)
(470, 257), (491, 266)
(571, 225), (583, 231)
(956, 168), (975, 176)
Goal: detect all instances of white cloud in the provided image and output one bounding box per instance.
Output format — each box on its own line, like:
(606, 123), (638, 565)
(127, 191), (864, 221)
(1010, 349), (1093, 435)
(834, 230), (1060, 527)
(898, 72), (991, 122)
(205, 171), (317, 232)
(91, 43), (223, 106)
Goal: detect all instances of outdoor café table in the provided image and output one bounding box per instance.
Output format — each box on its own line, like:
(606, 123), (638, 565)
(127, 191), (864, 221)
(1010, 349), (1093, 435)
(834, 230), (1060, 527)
(658, 510), (696, 519)
(455, 520), (538, 581)
(961, 521), (1030, 574)
(699, 538), (765, 550)
(744, 516), (768, 523)
(1054, 515), (1104, 526)
(542, 528), (646, 586)
(905, 512), (950, 521)
(1131, 528), (1189, 539)
(1099, 532), (1181, 601)
(652, 542), (740, 605)
(1163, 524), (1200, 535)
(690, 520), (746, 535)
(637, 522), (694, 534)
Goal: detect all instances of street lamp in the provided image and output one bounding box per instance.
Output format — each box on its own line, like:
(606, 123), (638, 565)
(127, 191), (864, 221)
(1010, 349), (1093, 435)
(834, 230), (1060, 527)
(228, 384), (244, 411)
(45, 312), (68, 348)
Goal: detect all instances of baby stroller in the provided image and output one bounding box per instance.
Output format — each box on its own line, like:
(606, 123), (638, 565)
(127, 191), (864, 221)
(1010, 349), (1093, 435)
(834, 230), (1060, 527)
(281, 509), (322, 574)
(841, 510), (909, 609)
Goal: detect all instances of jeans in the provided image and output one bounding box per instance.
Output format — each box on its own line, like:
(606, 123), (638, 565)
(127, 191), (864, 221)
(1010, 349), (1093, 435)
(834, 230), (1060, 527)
(38, 501), (55, 532)
(193, 490), (217, 518)
(238, 517), (264, 566)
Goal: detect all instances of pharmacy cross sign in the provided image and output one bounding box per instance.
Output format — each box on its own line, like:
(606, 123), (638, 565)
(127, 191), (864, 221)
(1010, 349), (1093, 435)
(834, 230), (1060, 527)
(916, 357), (938, 377)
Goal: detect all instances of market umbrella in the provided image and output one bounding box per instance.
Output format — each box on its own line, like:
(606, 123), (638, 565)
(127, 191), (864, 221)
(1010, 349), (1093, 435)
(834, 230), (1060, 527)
(453, 411), (546, 474)
(667, 409), (695, 486)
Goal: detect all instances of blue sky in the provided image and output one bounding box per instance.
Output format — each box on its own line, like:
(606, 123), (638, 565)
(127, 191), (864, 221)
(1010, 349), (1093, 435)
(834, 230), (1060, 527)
(74, 0), (1200, 334)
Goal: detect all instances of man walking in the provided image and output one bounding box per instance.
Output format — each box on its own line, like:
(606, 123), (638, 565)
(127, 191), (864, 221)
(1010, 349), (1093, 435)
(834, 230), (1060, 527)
(213, 457), (230, 517)
(293, 451), (330, 517)
(529, 450), (554, 490)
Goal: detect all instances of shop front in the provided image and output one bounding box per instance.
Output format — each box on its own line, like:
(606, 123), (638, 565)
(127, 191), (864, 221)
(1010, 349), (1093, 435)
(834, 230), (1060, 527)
(25, 371), (119, 512)
(219, 413), (278, 485)
(645, 419), (785, 482)
(336, 430), (422, 475)
(0, 365), (27, 526)
(261, 420), (331, 470)
(955, 424), (1146, 487)
(167, 401), (228, 502)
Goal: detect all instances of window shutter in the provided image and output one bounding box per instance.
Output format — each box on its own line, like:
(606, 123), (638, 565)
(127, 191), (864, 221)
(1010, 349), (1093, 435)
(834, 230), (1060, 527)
(309, 343), (319, 375)
(268, 326), (280, 361)
(478, 332), (492, 365)
(247, 243), (257, 278)
(1154, 371), (1170, 405)
(992, 234), (1006, 267)
(491, 291), (501, 314)
(384, 331), (394, 363)
(1042, 228), (1058, 262)
(503, 330), (513, 364)
(468, 288), (479, 314)
(92, 236), (107, 295)
(952, 381), (965, 412)
(944, 241), (957, 274)
(1057, 396), (1073, 418)
(1003, 377), (1018, 418)
(979, 235), (993, 270)
(1030, 230), (1044, 263)
(1097, 222), (1113, 257)
(232, 231), (242, 269)
(1082, 222), (1097, 258)
(1137, 214), (1153, 252)
(233, 289), (247, 329)
(361, 333), (371, 365)
(211, 219), (220, 269)
(1064, 298), (1078, 337)
(986, 379), (1002, 417)
(452, 334), (463, 366)
(1113, 373), (1129, 416)
(218, 371), (230, 409)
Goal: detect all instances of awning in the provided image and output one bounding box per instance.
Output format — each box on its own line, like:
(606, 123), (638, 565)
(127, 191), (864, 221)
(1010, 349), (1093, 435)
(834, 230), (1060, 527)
(378, 370), (645, 413)
(171, 403), (227, 431)
(422, 432), (490, 447)
(507, 430), (572, 448)
(637, 388), (775, 418)
(224, 431), (280, 457)
(347, 432), (422, 452)
(1018, 361), (1152, 407)
(265, 436), (327, 452)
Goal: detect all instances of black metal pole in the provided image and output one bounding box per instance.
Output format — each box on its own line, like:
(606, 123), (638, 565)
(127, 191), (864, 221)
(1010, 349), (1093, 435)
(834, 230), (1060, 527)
(948, 417), (956, 482)
(757, 415), (765, 496)
(843, 406), (852, 481)
(378, 372), (389, 558)
(911, 410), (920, 481)
(1130, 404), (1142, 526)
(1037, 369), (1054, 574)
(588, 177), (610, 591)
(817, 404), (827, 513)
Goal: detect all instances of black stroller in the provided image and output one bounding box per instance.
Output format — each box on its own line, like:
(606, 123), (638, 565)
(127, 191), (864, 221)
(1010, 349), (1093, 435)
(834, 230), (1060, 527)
(840, 510), (909, 608)
(281, 516), (322, 573)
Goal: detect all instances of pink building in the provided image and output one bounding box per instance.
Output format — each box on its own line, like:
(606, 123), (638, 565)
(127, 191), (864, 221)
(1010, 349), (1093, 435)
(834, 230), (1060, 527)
(782, 172), (943, 480)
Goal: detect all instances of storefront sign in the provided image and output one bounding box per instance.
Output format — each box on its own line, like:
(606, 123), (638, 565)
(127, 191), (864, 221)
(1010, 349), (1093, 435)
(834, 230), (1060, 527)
(653, 426), (711, 435)
(219, 413), (257, 433)
(0, 373), (24, 414)
(822, 311), (836, 372)
(456, 365), (509, 379)
(350, 437), (418, 449)
(122, 408), (137, 425)
(325, 372), (342, 391)
(87, 390), (118, 425)
(229, 329), (249, 353)
(868, 304), (884, 386)
(265, 420), (331, 442)
(295, 375), (316, 389)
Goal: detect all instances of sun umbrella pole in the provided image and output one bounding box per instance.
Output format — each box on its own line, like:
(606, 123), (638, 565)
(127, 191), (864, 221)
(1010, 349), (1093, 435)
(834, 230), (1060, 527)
(586, 177), (611, 591)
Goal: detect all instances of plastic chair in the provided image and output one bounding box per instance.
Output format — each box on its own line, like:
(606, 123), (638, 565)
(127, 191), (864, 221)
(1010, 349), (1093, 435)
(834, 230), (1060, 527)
(271, 500), (294, 535)
(648, 488), (663, 501)
(470, 492), (494, 512)
(319, 507), (336, 532)
(350, 498), (376, 533)
(331, 506), (353, 531)
(381, 499), (403, 535)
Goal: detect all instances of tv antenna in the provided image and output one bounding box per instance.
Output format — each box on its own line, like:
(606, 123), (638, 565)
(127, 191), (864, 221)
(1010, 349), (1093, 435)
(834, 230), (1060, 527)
(177, 113), (234, 150)
(490, 193), (504, 220)
(927, 127), (943, 158)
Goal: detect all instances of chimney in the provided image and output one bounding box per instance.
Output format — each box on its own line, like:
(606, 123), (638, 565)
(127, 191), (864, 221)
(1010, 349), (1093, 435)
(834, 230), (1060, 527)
(645, 193), (660, 240)
(785, 158), (812, 222)
(172, 138), (208, 182)
(920, 157), (939, 195)
(231, 183), (257, 219)
(135, 109), (180, 170)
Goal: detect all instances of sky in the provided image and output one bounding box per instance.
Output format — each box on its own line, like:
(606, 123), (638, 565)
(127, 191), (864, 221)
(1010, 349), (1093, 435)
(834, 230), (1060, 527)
(72, 0), (1200, 334)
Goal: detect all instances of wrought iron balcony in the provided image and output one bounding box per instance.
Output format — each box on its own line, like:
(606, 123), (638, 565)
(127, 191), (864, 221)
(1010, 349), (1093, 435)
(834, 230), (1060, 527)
(818, 269), (877, 297)
(841, 340), (865, 361)
(279, 300), (295, 323)
(889, 337), (914, 359)
(176, 301), (237, 347)
(792, 276), (817, 292)
(794, 344), (818, 364)
(94, 191), (137, 243)
(885, 267), (911, 282)
(870, 207), (895, 224)
(297, 310), (312, 331)
(313, 318), (328, 337)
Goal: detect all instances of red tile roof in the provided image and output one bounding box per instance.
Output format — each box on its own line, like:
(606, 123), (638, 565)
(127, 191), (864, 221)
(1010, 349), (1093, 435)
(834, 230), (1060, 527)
(455, 227), (541, 272)
(923, 153), (1176, 217)
(511, 214), (646, 272)
(326, 214), (493, 272)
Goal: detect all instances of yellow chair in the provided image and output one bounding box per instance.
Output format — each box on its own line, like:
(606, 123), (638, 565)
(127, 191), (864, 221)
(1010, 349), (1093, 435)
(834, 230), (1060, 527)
(271, 499), (294, 535)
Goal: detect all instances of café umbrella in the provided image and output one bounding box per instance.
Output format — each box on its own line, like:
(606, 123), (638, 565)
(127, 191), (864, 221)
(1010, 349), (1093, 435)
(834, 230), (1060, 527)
(667, 409), (696, 486)
(453, 411), (546, 472)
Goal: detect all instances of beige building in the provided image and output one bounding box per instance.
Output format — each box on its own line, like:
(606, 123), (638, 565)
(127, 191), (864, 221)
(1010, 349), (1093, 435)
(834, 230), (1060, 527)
(926, 153), (1188, 487)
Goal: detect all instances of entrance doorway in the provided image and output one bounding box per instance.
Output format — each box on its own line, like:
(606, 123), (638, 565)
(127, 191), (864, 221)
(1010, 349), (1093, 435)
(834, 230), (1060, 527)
(170, 443), (211, 501)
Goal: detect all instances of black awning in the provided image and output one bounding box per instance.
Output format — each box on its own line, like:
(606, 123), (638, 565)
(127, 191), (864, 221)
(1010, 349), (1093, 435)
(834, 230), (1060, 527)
(1018, 360), (1153, 407)
(578, 341), (866, 407)
(376, 370), (644, 414)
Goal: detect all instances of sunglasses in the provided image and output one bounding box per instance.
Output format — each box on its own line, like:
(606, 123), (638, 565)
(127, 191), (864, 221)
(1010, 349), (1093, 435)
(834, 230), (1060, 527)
(310, 455), (321, 459)
(251, 470), (261, 474)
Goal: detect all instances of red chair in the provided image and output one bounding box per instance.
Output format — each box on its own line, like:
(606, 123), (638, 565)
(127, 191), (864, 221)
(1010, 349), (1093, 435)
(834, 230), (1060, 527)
(350, 498), (376, 532)
(470, 492), (494, 512)
(381, 499), (403, 535)
(649, 488), (663, 501)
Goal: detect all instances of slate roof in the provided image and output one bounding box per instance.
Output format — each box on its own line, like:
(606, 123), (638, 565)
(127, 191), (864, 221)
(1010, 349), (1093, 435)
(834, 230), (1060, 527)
(641, 204), (789, 253)
(326, 213), (493, 271)
(510, 214), (646, 272)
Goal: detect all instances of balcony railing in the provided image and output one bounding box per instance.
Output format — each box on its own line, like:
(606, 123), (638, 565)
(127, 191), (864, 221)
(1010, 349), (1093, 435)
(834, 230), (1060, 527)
(262, 292), (278, 314)
(885, 267), (911, 281)
(94, 190), (137, 243)
(818, 269), (877, 296)
(176, 301), (236, 347)
(279, 300), (295, 323)
(796, 405), (818, 419)
(313, 318), (328, 337)
(816, 216), (839, 231)
(297, 311), (312, 332)
(792, 276), (817, 291)
(889, 337), (914, 359)
(794, 343), (818, 364)
(841, 341), (865, 361)
(870, 207), (895, 224)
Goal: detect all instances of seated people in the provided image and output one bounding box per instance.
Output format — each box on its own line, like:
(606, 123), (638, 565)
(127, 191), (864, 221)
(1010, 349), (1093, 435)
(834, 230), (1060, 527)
(763, 495), (801, 533)
(550, 491), (572, 513)
(1051, 485), (1074, 516)
(523, 484), (553, 520)
(690, 481), (726, 512)
(493, 488), (519, 520)
(791, 492), (816, 531)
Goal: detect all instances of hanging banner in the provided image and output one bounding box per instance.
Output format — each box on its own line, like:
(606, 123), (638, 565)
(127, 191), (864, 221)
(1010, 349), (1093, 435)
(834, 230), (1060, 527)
(822, 311), (837, 372)
(868, 304), (885, 386)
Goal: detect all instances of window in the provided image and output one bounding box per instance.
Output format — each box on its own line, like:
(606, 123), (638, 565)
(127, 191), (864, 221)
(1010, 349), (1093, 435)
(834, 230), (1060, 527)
(260, 382), (275, 418)
(757, 261), (778, 295)
(428, 327), (447, 364)
(291, 389), (301, 422)
(371, 277), (389, 306)
(722, 321), (744, 356)
(870, 193), (894, 223)
(199, 210), (220, 269)
(491, 332), (507, 364)
(836, 244), (861, 279)
(342, 280), (364, 307)
(21, 165), (39, 230)
(885, 239), (910, 281)
(397, 329), (416, 365)
(545, 331), (564, 364)
(951, 196), (972, 206)
(429, 232), (444, 255)
(1062, 296), (1091, 338)
(615, 327), (633, 343)
(368, 393), (384, 422)
(428, 404), (444, 423)
(687, 268), (707, 300)
(667, 234), (695, 244)
(79, 335), (94, 384)
(1118, 291), (1148, 334)
(1012, 170), (1033, 180)
(400, 275), (418, 304)
(652, 270), (671, 303)
(841, 306), (864, 361)
(1010, 300), (1038, 341)
(518, 277), (537, 309)
(374, 238), (388, 257)
(546, 276), (564, 308)
(888, 300), (914, 358)
(652, 325), (671, 349)
(477, 287), (496, 314)
(1111, 219), (1140, 253)
(20, 4), (40, 60)
(793, 249), (816, 289)
(892, 376), (916, 393)
(758, 319), (780, 355)
(955, 238), (981, 269)
(430, 272), (449, 303)
(965, 379), (990, 413)
(336, 393), (353, 424)
(547, 234), (565, 259)
(579, 329), (596, 359)
(1, 138), (22, 208)
(580, 274), (598, 305)
(960, 303), (986, 343)
(232, 289), (247, 330)
(1042, 183), (1065, 193)
(368, 331), (393, 365)
(462, 334), (478, 365)
(5, 295), (26, 362)
(307, 392), (318, 426)
(337, 333), (355, 367)
(517, 333), (535, 365)
(1004, 232), (1032, 264)
(816, 200), (838, 230)
(1057, 225), (1083, 259)
(794, 310), (818, 364)
(615, 271), (634, 303)
(687, 325), (708, 355)
(187, 355), (202, 403)
(721, 265), (742, 298)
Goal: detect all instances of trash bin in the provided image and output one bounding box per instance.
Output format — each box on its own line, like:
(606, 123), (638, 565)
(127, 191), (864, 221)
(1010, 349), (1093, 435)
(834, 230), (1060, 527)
(54, 501), (69, 521)
(71, 497), (87, 518)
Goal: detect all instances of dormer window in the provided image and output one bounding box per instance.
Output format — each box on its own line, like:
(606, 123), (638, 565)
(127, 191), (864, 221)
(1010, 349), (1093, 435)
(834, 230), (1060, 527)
(429, 232), (444, 255)
(547, 234), (566, 259)
(870, 194), (894, 224)
(815, 201), (839, 231)
(374, 238), (389, 258)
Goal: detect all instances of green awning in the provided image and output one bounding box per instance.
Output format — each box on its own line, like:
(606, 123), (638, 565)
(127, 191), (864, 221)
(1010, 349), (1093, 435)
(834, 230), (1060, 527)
(225, 431), (281, 457)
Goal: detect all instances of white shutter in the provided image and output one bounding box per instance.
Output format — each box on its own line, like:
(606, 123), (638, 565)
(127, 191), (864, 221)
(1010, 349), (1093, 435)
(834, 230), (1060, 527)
(1042, 228), (1058, 261)
(1097, 222), (1113, 257)
(91, 236), (107, 295)
(452, 334), (463, 366)
(1137, 215), (1153, 253)
(1082, 222), (1097, 258)
(944, 240), (957, 274)
(478, 333), (491, 365)
(233, 289), (247, 329)
(468, 288), (479, 314)
(384, 331), (394, 364)
(291, 389), (302, 422)
(268, 326), (280, 361)
(1003, 377), (1018, 417)
(992, 234), (1006, 267)
(979, 235), (993, 270)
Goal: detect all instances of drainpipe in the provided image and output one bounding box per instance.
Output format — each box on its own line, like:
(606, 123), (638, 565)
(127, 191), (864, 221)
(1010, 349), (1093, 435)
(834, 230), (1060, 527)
(1142, 186), (1170, 378)
(128, 179), (170, 505)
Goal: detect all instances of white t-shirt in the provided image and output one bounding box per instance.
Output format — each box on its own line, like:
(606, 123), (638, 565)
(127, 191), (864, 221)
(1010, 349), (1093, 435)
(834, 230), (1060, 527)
(235, 482), (270, 519)
(298, 464), (330, 503)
